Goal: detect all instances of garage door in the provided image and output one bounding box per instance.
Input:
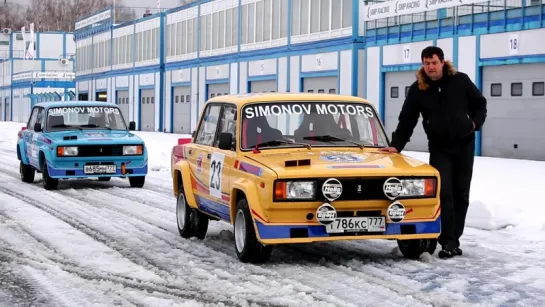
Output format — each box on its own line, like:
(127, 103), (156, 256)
(173, 86), (191, 134)
(384, 71), (427, 152)
(207, 83), (230, 99)
(302, 76), (337, 94)
(482, 64), (545, 161)
(116, 90), (130, 126)
(249, 79), (277, 93)
(140, 89), (155, 132)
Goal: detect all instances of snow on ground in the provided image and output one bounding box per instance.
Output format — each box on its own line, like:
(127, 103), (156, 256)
(0, 121), (544, 307)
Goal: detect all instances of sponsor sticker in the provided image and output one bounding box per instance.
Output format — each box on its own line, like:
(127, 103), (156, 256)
(48, 106), (120, 115)
(322, 178), (343, 201)
(387, 201), (406, 223)
(320, 152), (365, 163)
(383, 177), (403, 200)
(316, 203), (337, 225)
(243, 103), (375, 119)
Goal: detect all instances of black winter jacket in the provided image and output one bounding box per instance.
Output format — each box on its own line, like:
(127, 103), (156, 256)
(390, 61), (487, 152)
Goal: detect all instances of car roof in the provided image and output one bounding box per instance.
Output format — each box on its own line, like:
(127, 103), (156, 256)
(34, 101), (118, 109)
(205, 93), (373, 107)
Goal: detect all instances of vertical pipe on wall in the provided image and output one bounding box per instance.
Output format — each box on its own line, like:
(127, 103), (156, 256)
(474, 34), (482, 156)
(159, 13), (165, 132)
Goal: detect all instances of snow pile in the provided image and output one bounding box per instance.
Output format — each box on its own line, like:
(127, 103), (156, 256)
(405, 151), (545, 234)
(132, 130), (191, 172)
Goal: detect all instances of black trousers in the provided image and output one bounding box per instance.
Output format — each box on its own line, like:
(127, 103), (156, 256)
(429, 139), (475, 249)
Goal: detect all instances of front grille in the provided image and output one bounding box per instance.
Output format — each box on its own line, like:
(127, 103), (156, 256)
(77, 145), (123, 157)
(317, 177), (389, 201)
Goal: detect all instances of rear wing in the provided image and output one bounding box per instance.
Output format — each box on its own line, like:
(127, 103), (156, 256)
(171, 137), (192, 171)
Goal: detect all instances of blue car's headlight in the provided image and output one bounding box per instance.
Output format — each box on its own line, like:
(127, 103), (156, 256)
(123, 145), (143, 155)
(57, 146), (78, 156)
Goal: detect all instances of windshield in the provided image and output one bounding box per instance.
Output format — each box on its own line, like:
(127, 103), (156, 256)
(241, 101), (388, 150)
(46, 106), (128, 131)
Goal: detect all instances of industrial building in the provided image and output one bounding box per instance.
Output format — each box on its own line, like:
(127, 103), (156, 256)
(66, 1), (545, 160)
(0, 28), (76, 122)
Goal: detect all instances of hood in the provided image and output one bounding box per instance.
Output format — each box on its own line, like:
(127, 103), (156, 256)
(245, 149), (438, 178)
(416, 60), (457, 91)
(45, 130), (143, 144)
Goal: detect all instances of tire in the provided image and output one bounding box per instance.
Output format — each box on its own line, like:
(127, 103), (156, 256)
(129, 176), (145, 188)
(234, 198), (272, 263)
(98, 177), (111, 182)
(397, 238), (438, 260)
(42, 160), (58, 190)
(176, 187), (194, 239)
(20, 161), (35, 183)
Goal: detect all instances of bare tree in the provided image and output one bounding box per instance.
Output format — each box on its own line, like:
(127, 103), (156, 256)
(1, 0), (136, 32)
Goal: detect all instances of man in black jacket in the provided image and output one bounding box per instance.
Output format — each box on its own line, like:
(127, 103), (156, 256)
(379, 46), (487, 259)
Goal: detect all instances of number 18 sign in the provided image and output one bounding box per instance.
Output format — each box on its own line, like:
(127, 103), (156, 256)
(508, 33), (519, 55)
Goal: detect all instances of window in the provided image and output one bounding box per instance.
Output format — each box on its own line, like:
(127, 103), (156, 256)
(141, 97), (145, 104)
(318, 89), (325, 93)
(491, 83), (502, 97)
(151, 97), (155, 104)
(27, 107), (39, 130)
(195, 104), (221, 146)
(532, 82), (544, 96)
(147, 97), (150, 104)
(511, 82), (522, 96)
(391, 87), (399, 98)
(405, 86), (410, 97)
(175, 95), (179, 103)
(329, 89), (336, 94)
(186, 95), (190, 103)
(214, 104), (237, 149)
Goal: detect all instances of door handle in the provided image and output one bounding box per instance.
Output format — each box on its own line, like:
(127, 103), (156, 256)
(188, 149), (192, 155)
(207, 153), (211, 159)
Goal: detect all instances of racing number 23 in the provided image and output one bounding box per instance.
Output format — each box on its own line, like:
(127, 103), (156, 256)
(209, 153), (225, 199)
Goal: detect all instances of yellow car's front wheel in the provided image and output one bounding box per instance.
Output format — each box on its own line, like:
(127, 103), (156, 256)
(234, 198), (272, 263)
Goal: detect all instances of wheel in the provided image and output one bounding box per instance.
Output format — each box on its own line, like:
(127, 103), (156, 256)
(129, 176), (145, 187)
(397, 238), (438, 260)
(176, 185), (209, 239)
(41, 160), (58, 190)
(234, 198), (272, 263)
(176, 187), (194, 238)
(20, 161), (35, 183)
(98, 177), (111, 182)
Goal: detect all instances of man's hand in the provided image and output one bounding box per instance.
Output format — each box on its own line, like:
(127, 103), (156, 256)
(379, 147), (398, 153)
(472, 121), (476, 130)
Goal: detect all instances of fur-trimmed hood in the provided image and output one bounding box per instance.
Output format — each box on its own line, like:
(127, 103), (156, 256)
(416, 60), (457, 91)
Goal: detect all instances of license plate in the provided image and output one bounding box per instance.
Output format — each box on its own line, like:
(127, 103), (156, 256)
(325, 217), (386, 234)
(84, 165), (117, 174)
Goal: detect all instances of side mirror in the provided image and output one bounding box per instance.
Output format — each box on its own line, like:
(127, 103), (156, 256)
(21, 126), (27, 131)
(129, 121), (136, 131)
(192, 131), (196, 138)
(34, 122), (42, 132)
(218, 132), (233, 150)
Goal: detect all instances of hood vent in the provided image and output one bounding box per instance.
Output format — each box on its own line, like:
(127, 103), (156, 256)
(63, 135), (77, 140)
(285, 159), (311, 167)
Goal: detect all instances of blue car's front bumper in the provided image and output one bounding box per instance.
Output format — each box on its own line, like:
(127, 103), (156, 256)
(47, 156), (148, 179)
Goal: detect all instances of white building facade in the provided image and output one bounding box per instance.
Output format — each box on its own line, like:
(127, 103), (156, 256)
(73, 0), (545, 160)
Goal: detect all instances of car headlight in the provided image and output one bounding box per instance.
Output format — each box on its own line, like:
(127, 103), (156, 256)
(274, 181), (316, 200)
(57, 146), (78, 156)
(123, 145), (143, 155)
(384, 177), (437, 199)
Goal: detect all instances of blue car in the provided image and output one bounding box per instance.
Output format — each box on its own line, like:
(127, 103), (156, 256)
(17, 101), (148, 190)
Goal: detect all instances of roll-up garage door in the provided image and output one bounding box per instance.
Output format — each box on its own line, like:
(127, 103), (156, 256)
(249, 79), (277, 93)
(384, 71), (428, 152)
(302, 76), (337, 94)
(116, 90), (130, 126)
(172, 86), (191, 134)
(207, 83), (230, 99)
(482, 64), (545, 161)
(140, 89), (155, 132)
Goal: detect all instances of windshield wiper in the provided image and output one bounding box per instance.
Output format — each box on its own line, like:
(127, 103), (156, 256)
(303, 135), (365, 149)
(79, 124), (112, 130)
(51, 124), (82, 131)
(254, 139), (312, 150)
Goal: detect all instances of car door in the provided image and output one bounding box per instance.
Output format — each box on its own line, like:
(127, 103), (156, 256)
(207, 103), (237, 221)
(190, 103), (222, 214)
(23, 107), (40, 167)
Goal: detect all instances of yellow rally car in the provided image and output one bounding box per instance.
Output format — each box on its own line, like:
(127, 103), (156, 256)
(171, 93), (441, 263)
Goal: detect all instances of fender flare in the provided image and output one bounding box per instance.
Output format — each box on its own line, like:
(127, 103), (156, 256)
(230, 179), (267, 225)
(172, 160), (198, 209)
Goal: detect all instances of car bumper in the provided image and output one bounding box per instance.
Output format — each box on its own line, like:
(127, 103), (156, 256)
(254, 217), (441, 244)
(47, 157), (148, 179)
